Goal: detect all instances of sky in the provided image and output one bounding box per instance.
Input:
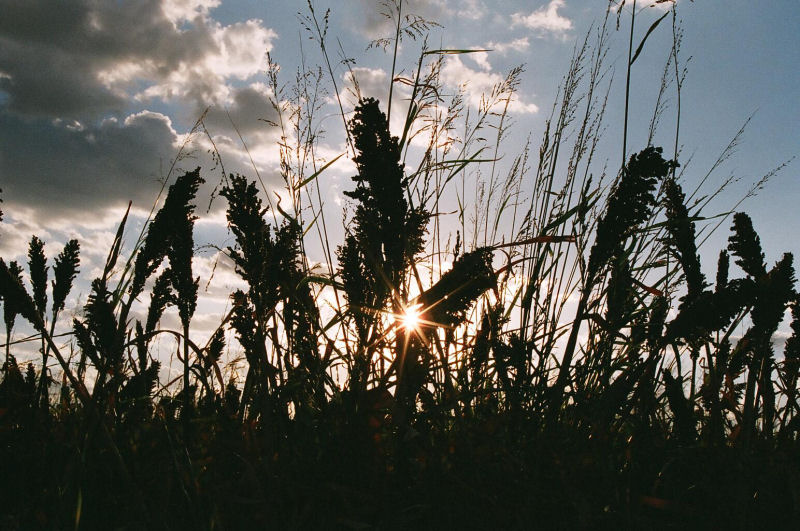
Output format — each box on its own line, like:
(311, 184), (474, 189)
(1, 0), (798, 365)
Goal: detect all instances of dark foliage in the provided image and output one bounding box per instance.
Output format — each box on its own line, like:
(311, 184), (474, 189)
(587, 146), (676, 282)
(339, 98), (429, 343)
(27, 236), (48, 320)
(416, 247), (496, 329)
(663, 178), (705, 297)
(0, 94), (798, 531)
(51, 239), (80, 318)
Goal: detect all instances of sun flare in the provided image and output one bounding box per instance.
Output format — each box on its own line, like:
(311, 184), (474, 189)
(397, 303), (424, 332)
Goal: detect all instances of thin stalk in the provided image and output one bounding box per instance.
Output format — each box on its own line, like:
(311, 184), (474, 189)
(387, 0), (403, 124)
(306, 1), (354, 156)
(4, 328), (10, 368)
(183, 322), (191, 420)
(622, 0), (636, 165)
(671, 6), (682, 174)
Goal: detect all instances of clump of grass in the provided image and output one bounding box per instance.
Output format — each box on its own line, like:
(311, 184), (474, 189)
(0, 2), (798, 529)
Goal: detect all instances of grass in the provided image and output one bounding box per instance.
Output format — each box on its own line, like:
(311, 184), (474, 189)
(1, 1), (799, 529)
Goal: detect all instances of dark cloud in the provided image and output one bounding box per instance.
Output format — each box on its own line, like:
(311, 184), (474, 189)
(201, 83), (279, 137)
(0, 105), (287, 221)
(0, 110), (178, 216)
(0, 0), (212, 118)
(0, 0), (279, 219)
(0, 0), (272, 119)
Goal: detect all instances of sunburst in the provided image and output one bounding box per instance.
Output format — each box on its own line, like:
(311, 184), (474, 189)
(396, 302), (424, 333)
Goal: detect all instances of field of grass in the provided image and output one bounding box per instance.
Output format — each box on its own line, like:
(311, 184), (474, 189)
(1, 2), (799, 529)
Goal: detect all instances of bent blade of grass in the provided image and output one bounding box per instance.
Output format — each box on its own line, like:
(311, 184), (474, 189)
(297, 153), (344, 189)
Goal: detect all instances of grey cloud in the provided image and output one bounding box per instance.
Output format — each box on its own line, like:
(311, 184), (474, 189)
(0, 110), (178, 216)
(342, 67), (389, 107)
(0, 0), (259, 119)
(0, 0), (280, 220)
(0, 106), (285, 221)
(0, 37), (125, 118)
(201, 84), (280, 137)
(349, 0), (450, 39)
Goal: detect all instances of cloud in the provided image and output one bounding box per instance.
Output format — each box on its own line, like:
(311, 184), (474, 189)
(460, 0), (488, 21)
(440, 56), (538, 114)
(469, 38), (531, 71)
(162, 0), (221, 23)
(342, 67), (390, 105)
(0, 213), (52, 261)
(346, 0), (489, 42)
(0, 106), (285, 223)
(512, 0), (573, 36)
(486, 37), (531, 55)
(646, 1), (677, 12)
(0, 0), (275, 119)
(0, 0), (284, 221)
(337, 67), (414, 138)
(0, 110), (179, 217)
(351, 0), (450, 39)
(132, 19), (276, 105)
(202, 82), (280, 140)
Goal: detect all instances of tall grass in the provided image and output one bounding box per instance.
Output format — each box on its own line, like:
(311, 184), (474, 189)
(1, 2), (798, 529)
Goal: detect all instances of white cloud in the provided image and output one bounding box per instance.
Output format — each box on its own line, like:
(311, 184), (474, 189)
(162, 0), (221, 24)
(460, 0), (488, 21)
(440, 56), (538, 114)
(468, 39), (531, 72)
(645, 1), (676, 12)
(0, 212), (51, 261)
(486, 37), (531, 54)
(512, 0), (573, 36)
(129, 19), (276, 105)
(471, 51), (491, 71)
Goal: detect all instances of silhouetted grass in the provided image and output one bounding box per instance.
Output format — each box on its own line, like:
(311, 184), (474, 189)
(1, 2), (799, 530)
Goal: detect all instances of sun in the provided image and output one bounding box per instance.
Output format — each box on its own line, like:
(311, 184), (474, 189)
(397, 303), (424, 332)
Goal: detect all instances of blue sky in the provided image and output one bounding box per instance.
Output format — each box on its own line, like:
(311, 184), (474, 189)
(1, 0), (798, 358)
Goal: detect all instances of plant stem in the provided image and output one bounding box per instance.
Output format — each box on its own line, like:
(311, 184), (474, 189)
(387, 0), (403, 124)
(622, 0), (636, 165)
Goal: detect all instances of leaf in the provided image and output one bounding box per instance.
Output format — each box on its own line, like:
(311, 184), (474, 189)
(399, 100), (419, 150)
(492, 194), (513, 236)
(321, 311), (345, 333)
(297, 153), (343, 189)
(492, 235), (577, 250)
(106, 202), (131, 281)
(542, 189), (598, 233)
(442, 148), (491, 185)
(298, 274), (344, 291)
(503, 285), (523, 321)
(632, 277), (664, 297)
(423, 48), (491, 56)
(629, 11), (669, 66)
(302, 208), (323, 238)
(274, 192), (297, 223)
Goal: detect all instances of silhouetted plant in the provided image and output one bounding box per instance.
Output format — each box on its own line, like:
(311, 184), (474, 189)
(1, 260), (26, 371)
(552, 146), (677, 412)
(338, 97), (429, 391)
(0, 3), (798, 528)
